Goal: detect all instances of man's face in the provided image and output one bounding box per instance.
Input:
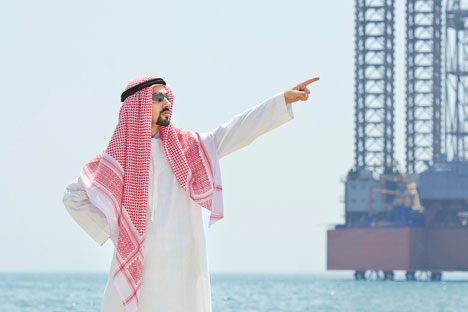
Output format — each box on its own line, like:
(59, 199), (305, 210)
(152, 85), (171, 127)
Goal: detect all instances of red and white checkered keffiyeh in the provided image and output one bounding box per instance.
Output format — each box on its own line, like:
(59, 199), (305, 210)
(79, 76), (223, 312)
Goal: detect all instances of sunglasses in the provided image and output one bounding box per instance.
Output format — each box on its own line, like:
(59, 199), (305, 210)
(152, 93), (171, 103)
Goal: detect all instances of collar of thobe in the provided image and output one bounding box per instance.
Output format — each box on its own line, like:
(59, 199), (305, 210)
(152, 131), (160, 139)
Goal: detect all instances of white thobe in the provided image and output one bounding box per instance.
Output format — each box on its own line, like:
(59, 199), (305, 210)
(63, 92), (294, 312)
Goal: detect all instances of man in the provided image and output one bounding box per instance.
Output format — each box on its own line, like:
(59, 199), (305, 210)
(63, 75), (319, 312)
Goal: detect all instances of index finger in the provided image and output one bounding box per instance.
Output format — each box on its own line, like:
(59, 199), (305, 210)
(298, 77), (320, 89)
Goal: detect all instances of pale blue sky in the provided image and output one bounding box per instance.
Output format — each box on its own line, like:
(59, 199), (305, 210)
(0, 0), (408, 272)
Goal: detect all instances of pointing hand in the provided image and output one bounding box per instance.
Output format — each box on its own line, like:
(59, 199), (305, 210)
(284, 77), (320, 104)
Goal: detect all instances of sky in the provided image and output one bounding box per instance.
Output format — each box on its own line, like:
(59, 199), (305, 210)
(0, 0), (409, 273)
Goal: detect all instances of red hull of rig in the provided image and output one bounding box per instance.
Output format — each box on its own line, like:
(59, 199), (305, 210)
(327, 228), (468, 272)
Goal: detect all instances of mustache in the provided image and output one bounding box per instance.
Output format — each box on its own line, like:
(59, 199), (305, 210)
(160, 108), (170, 113)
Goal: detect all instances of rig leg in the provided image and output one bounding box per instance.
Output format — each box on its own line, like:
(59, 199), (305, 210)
(365, 270), (382, 280)
(406, 271), (416, 281)
(430, 272), (442, 281)
(415, 270), (430, 281)
(383, 271), (394, 280)
(354, 270), (366, 280)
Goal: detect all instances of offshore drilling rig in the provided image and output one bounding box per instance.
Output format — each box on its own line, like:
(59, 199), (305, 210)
(327, 0), (468, 281)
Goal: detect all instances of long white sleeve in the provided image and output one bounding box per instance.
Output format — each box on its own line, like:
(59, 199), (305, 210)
(212, 92), (294, 159)
(63, 176), (110, 246)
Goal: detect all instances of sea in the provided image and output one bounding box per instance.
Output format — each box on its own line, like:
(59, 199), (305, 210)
(1, 272), (468, 312)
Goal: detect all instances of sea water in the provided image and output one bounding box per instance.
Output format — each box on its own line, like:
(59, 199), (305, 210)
(1, 272), (468, 312)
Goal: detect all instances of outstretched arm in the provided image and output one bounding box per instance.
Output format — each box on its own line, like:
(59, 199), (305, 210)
(212, 77), (320, 159)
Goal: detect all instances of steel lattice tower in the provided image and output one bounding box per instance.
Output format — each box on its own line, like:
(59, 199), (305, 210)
(354, 0), (396, 174)
(445, 0), (468, 161)
(405, 0), (442, 173)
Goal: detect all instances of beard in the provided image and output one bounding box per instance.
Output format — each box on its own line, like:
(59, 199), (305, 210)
(156, 114), (170, 126)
